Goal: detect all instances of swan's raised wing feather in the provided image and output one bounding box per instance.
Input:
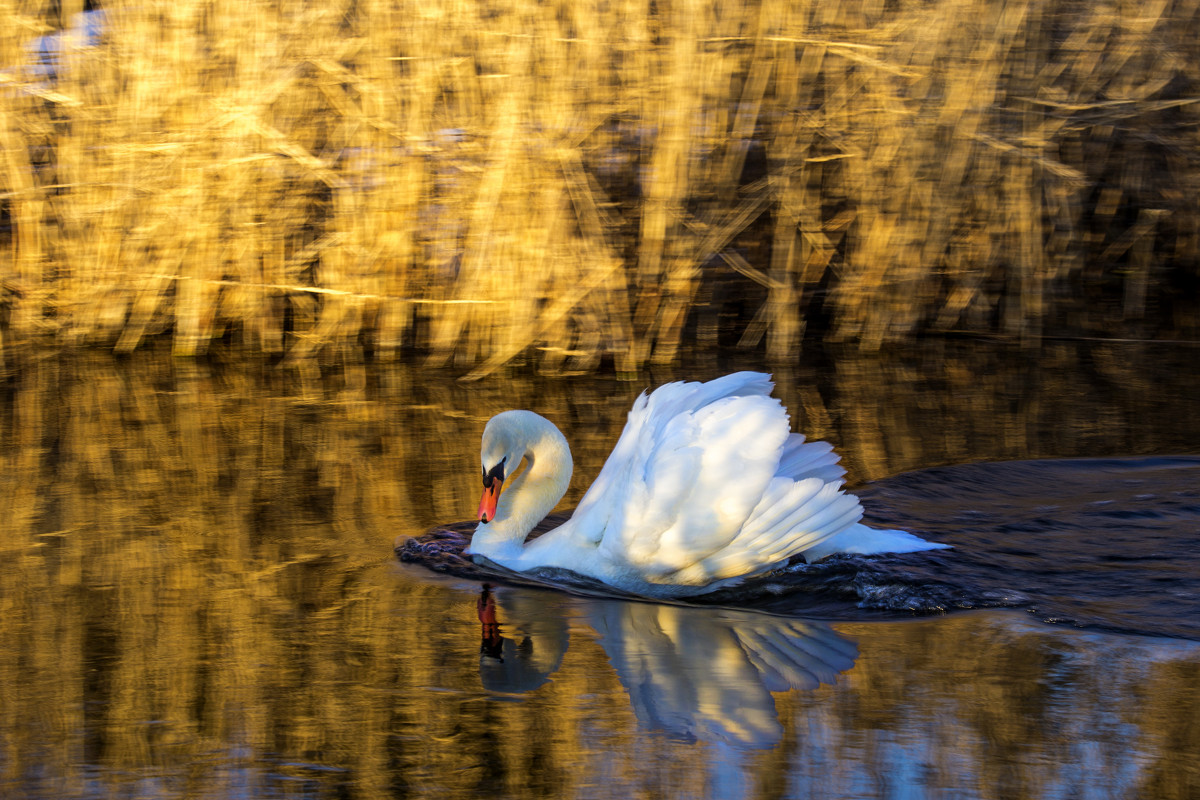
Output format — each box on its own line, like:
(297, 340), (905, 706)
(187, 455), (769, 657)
(634, 394), (789, 569)
(570, 373), (791, 577)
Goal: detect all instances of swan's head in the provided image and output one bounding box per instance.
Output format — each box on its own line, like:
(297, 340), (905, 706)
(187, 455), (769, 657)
(477, 410), (558, 524)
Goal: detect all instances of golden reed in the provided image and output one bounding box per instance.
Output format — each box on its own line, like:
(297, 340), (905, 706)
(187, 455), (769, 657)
(1, 0), (1197, 373)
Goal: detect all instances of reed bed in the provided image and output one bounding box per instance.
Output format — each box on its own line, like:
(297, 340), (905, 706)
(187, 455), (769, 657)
(0, 0), (1198, 372)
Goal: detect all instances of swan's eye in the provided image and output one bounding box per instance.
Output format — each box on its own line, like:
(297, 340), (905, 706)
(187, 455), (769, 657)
(482, 457), (507, 488)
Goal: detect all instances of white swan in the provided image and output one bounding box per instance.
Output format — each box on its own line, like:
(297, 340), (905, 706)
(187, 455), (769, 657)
(466, 372), (948, 597)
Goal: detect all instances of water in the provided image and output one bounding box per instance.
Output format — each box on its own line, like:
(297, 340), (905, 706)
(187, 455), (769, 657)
(847, 456), (1200, 637)
(1, 340), (1199, 799)
(389, 576), (1200, 798)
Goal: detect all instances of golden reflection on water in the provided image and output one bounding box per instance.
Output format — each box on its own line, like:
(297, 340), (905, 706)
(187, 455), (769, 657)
(0, 342), (1197, 798)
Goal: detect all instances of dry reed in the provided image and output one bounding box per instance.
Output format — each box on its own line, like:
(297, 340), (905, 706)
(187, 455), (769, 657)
(0, 0), (1198, 373)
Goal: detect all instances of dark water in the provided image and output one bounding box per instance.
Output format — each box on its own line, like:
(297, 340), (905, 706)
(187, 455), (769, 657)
(3, 341), (1200, 799)
(402, 456), (1200, 639)
(845, 456), (1200, 638)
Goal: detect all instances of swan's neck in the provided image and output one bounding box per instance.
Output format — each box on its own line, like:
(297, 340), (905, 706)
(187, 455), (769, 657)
(471, 417), (572, 563)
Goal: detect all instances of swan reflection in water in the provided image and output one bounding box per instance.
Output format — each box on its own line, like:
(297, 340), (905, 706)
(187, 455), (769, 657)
(476, 584), (570, 693)
(474, 584), (857, 749)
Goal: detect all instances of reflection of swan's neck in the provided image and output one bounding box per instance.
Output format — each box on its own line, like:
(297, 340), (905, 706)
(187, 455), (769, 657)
(471, 415), (573, 561)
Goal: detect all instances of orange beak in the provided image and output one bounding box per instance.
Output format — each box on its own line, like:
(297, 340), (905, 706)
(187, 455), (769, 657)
(478, 478), (503, 523)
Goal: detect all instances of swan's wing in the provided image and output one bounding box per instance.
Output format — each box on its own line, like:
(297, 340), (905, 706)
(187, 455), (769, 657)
(569, 372), (790, 576)
(779, 434), (847, 483)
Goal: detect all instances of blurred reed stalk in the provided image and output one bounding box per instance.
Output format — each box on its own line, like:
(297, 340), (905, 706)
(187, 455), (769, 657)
(0, 0), (1197, 374)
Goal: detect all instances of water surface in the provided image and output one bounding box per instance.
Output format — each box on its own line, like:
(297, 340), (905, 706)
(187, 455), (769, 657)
(0, 339), (1198, 799)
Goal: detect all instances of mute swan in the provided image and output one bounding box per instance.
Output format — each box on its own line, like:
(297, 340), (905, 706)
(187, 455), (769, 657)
(466, 372), (948, 597)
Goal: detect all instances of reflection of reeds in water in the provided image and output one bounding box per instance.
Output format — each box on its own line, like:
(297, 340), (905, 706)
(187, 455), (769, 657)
(0, 347), (1197, 796)
(1, 2), (1198, 371)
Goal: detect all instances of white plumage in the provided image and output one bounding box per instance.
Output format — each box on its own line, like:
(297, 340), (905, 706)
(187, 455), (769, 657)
(466, 372), (948, 597)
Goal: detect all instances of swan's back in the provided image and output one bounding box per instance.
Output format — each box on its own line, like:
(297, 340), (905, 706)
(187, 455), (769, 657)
(560, 372), (863, 592)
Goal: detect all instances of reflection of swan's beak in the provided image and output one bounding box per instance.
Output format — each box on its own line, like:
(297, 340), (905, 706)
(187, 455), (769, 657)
(477, 583), (503, 658)
(478, 478), (503, 523)
(474, 585), (570, 693)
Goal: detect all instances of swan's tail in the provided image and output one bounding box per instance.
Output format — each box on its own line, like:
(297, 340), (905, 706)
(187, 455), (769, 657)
(801, 522), (952, 562)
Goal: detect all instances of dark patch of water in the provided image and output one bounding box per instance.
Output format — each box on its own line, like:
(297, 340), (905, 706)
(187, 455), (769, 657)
(829, 455), (1200, 639)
